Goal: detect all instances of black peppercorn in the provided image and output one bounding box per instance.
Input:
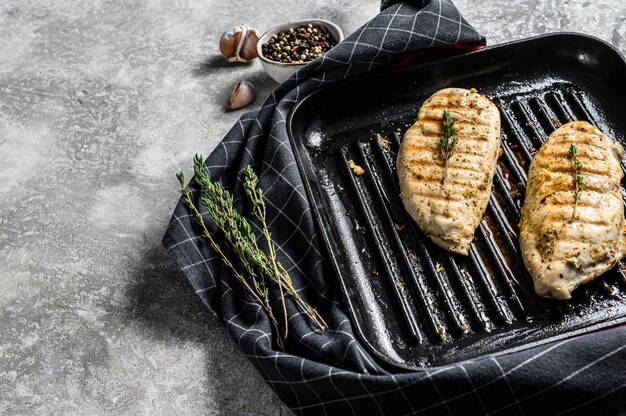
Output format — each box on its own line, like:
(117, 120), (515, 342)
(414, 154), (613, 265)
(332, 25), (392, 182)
(261, 24), (337, 64)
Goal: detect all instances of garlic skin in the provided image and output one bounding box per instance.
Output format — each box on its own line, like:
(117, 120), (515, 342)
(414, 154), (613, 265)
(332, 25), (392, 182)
(227, 80), (256, 110)
(219, 24), (261, 63)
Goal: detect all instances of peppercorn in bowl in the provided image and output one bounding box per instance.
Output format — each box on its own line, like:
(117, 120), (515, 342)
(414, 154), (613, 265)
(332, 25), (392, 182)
(257, 19), (343, 83)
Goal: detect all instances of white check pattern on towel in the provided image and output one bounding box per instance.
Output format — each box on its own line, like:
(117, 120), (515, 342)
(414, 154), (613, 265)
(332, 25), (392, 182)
(162, 1), (626, 415)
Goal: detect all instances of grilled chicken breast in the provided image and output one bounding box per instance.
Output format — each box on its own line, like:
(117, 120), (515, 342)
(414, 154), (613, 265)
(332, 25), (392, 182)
(397, 88), (501, 255)
(519, 121), (626, 299)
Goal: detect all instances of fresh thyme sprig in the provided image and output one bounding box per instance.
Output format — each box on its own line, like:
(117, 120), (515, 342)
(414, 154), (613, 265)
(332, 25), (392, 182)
(242, 166), (288, 340)
(244, 166), (328, 332)
(569, 144), (584, 221)
(177, 169), (283, 348)
(440, 110), (459, 185)
(177, 156), (327, 347)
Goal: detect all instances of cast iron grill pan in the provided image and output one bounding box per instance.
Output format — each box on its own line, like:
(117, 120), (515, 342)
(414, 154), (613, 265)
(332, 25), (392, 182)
(287, 34), (626, 370)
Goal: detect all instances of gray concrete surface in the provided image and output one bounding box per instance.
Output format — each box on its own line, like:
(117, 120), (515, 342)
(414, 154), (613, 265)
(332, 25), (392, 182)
(0, 0), (624, 414)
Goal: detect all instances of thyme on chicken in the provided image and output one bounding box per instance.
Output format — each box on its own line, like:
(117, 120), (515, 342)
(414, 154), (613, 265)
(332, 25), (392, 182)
(440, 110), (459, 184)
(569, 144), (584, 220)
(177, 156), (327, 347)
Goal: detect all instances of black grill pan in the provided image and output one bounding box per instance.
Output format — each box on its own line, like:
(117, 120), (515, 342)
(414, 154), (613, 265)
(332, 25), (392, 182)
(287, 33), (626, 370)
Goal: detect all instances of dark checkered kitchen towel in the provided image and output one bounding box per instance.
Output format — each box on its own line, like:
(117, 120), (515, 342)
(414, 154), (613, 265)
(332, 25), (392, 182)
(162, 0), (626, 414)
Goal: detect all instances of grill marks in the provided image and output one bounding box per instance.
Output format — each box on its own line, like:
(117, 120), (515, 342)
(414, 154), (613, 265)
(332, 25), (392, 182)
(402, 147), (488, 164)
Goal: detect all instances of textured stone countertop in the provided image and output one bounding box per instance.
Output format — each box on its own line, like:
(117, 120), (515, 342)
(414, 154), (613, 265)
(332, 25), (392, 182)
(1, 0), (625, 414)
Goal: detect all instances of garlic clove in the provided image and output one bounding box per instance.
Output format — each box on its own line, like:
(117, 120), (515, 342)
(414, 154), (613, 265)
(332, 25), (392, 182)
(219, 24), (260, 63)
(219, 27), (241, 61)
(227, 80), (256, 110)
(239, 27), (261, 62)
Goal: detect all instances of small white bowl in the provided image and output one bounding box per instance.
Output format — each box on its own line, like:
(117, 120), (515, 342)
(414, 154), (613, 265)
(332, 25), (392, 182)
(256, 19), (344, 83)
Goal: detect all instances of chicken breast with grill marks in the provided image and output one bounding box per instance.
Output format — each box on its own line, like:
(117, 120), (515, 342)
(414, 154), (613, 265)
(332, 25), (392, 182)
(397, 88), (501, 255)
(519, 121), (626, 299)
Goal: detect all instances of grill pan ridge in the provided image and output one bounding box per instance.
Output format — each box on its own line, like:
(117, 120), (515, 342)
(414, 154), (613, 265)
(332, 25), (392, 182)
(288, 33), (626, 370)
